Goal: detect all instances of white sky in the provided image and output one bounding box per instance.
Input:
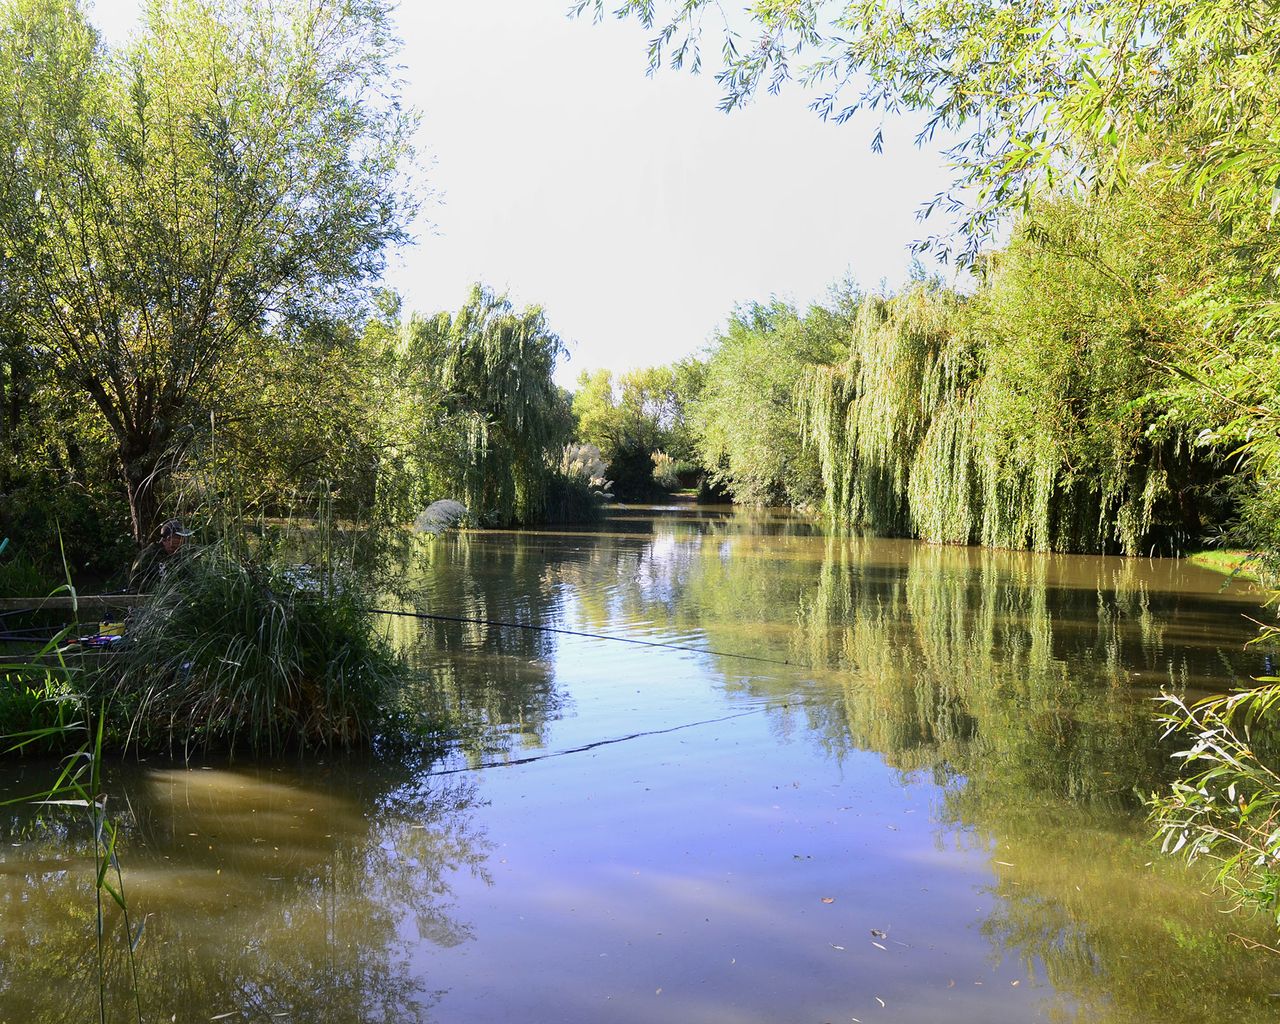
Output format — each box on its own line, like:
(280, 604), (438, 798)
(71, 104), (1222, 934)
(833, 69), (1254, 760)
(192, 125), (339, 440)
(87, 0), (956, 386)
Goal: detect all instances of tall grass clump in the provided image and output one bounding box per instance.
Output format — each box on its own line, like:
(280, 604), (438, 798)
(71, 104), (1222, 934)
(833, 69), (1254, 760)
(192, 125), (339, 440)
(0, 619), (81, 750)
(103, 543), (402, 754)
(0, 540), (86, 748)
(0, 538), (59, 599)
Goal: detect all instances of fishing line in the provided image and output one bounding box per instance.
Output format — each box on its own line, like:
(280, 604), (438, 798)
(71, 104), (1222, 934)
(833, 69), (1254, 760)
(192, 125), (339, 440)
(423, 698), (817, 777)
(364, 606), (820, 673)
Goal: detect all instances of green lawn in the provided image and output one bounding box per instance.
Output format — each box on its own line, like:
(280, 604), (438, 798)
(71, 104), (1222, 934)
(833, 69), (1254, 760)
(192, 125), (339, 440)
(1184, 549), (1264, 583)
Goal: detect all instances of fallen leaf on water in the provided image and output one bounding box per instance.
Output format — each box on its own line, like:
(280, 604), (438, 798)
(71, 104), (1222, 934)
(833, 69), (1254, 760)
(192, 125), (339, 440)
(870, 929), (887, 939)
(1011, 980), (1020, 986)
(821, 897), (835, 904)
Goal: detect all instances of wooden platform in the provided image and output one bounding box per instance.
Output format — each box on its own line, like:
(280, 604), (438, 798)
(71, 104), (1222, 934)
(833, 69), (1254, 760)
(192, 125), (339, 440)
(0, 594), (146, 614)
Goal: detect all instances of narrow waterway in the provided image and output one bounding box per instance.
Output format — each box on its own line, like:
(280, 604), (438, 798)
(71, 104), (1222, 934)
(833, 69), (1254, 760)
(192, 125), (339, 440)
(2, 505), (1277, 1023)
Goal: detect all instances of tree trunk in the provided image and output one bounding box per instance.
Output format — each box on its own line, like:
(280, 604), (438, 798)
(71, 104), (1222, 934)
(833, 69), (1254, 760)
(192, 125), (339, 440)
(120, 440), (163, 545)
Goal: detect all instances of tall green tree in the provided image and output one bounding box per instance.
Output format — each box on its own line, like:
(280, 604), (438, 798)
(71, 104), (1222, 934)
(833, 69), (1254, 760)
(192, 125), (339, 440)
(572, 362), (702, 466)
(695, 298), (845, 505)
(197, 293), (444, 524)
(581, 0), (1280, 548)
(422, 284), (571, 526)
(0, 0), (415, 542)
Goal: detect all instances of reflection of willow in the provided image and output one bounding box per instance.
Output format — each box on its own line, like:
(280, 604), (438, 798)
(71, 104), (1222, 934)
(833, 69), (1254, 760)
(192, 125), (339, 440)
(0, 761), (490, 1023)
(807, 541), (1167, 802)
(616, 524), (1262, 808)
(663, 527), (1278, 1023)
(386, 533), (568, 762)
(946, 780), (1280, 1024)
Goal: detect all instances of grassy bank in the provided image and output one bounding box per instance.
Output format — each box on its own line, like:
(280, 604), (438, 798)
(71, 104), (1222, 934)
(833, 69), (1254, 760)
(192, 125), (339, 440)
(1185, 550), (1264, 584)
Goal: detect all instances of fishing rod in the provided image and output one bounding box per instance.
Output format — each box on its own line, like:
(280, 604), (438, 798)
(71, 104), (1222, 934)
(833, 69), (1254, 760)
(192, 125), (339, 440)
(363, 606), (822, 673)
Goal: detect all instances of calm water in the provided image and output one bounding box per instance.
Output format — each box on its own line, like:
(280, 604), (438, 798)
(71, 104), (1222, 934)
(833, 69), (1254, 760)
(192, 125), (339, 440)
(2, 505), (1278, 1023)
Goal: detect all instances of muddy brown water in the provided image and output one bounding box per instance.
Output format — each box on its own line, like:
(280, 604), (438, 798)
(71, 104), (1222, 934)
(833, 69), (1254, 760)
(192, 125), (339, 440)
(2, 505), (1279, 1023)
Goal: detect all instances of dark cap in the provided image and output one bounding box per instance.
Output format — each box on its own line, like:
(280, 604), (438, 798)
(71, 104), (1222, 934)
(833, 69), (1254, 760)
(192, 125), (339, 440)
(159, 518), (193, 538)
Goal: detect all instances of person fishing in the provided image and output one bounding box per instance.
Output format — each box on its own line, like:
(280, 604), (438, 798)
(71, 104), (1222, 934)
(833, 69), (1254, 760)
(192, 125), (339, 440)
(128, 518), (194, 593)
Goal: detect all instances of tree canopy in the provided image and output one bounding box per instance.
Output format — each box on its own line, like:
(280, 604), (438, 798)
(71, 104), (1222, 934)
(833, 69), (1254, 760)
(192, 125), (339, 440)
(0, 0), (415, 540)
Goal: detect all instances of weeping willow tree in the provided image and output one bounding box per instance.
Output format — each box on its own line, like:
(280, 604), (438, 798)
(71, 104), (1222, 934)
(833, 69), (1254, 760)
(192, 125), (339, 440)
(800, 188), (1220, 555)
(797, 278), (1160, 553)
(799, 285), (967, 535)
(423, 284), (571, 526)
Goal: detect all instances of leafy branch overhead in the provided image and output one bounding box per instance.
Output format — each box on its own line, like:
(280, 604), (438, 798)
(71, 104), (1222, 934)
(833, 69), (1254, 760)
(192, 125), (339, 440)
(576, 0), (1280, 263)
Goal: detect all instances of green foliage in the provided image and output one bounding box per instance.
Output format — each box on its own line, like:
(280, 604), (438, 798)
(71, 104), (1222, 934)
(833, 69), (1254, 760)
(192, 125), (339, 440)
(0, 541), (57, 599)
(101, 543), (402, 754)
(0, 624), (80, 752)
(572, 362), (702, 464)
(800, 284), (966, 534)
(569, 361), (705, 501)
(0, 0), (416, 541)
(796, 187), (1227, 554)
(581, 0), (1280, 560)
(543, 472), (606, 525)
(194, 296), (442, 525)
(1151, 678), (1280, 925)
(598, 441), (662, 502)
(401, 285), (571, 527)
(694, 298), (844, 505)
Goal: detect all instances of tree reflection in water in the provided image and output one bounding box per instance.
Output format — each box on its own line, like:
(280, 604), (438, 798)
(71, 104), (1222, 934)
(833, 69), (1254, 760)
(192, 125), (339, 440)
(0, 759), (490, 1023)
(9, 509), (1263, 1022)
(549, 508), (1280, 1023)
(383, 532), (570, 764)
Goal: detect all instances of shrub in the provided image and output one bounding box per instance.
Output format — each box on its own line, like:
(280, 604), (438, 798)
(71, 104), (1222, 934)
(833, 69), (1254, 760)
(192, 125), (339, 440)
(100, 544), (402, 754)
(604, 442), (665, 502)
(544, 472), (605, 524)
(651, 450), (679, 490)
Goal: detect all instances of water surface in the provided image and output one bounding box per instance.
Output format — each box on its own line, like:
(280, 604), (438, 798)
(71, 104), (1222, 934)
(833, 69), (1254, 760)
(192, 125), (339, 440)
(2, 505), (1277, 1023)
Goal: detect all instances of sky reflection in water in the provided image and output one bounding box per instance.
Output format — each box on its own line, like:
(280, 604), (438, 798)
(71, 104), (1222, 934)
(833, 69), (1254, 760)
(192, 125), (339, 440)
(2, 505), (1278, 1023)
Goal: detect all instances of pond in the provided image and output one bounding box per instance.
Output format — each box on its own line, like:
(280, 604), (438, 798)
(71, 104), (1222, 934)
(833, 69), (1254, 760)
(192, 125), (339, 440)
(2, 504), (1278, 1023)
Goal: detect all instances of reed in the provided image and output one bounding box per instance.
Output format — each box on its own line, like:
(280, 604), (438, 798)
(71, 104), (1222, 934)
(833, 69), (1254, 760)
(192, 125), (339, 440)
(99, 542), (402, 755)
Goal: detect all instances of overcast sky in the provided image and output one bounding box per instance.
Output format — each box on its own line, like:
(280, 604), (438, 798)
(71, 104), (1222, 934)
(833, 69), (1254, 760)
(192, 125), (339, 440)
(87, 0), (956, 386)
